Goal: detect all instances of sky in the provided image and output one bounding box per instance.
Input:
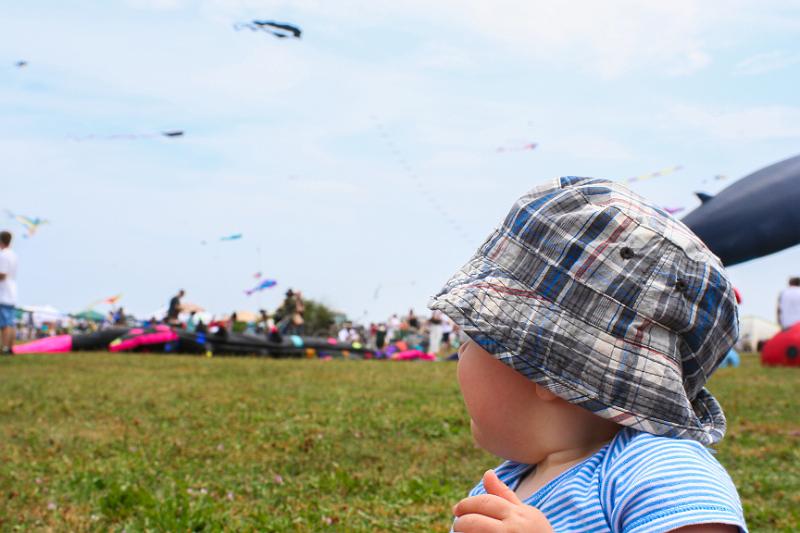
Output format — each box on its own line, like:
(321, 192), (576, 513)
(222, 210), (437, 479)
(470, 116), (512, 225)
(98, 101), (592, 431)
(3, 0), (800, 324)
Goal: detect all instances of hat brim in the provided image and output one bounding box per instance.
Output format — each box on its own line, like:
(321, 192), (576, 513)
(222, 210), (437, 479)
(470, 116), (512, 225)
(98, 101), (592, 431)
(429, 254), (726, 445)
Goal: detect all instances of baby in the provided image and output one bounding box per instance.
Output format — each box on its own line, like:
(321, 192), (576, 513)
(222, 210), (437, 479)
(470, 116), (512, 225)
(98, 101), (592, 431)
(429, 177), (747, 532)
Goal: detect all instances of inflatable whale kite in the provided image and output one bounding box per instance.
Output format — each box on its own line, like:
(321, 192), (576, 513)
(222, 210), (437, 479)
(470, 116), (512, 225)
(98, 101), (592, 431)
(682, 154), (800, 266)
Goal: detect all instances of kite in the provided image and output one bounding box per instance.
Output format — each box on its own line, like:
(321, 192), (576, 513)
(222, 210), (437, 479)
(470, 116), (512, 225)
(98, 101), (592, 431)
(626, 165), (683, 183)
(662, 206), (685, 215)
(201, 233), (242, 245)
(70, 130), (184, 141)
(5, 210), (48, 238)
(93, 294), (123, 306)
(254, 271), (263, 279)
(84, 294), (123, 308)
(496, 142), (537, 153)
(234, 20), (302, 39)
(682, 153), (800, 266)
(245, 279), (277, 296)
(200, 233), (244, 246)
(15, 60), (27, 68)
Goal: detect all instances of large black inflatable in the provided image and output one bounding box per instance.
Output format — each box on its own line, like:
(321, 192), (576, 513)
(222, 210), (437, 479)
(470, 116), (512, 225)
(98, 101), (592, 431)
(13, 326), (373, 359)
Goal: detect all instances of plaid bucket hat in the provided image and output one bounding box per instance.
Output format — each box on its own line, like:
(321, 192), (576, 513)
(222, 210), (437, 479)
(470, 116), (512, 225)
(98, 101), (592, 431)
(429, 176), (738, 445)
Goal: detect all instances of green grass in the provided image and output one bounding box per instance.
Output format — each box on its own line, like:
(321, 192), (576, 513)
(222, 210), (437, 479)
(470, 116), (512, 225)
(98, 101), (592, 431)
(0, 353), (797, 531)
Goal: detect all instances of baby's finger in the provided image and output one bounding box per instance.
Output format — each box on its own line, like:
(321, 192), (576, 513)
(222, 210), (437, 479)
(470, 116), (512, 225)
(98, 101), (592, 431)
(453, 513), (503, 532)
(483, 470), (523, 505)
(453, 494), (512, 520)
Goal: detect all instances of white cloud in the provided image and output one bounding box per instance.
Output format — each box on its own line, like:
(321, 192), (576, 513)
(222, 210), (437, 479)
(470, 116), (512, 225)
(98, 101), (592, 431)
(197, 0), (725, 78)
(546, 136), (634, 161)
(126, 0), (186, 9)
(735, 50), (800, 75)
(119, 0), (800, 81)
(668, 104), (800, 141)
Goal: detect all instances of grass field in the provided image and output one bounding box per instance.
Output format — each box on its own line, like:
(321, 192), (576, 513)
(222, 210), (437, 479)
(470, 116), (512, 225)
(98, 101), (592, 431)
(1, 352), (798, 532)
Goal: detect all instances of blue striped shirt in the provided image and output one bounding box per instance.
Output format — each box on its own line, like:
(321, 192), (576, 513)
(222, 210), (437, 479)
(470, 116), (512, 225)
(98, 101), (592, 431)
(459, 428), (747, 532)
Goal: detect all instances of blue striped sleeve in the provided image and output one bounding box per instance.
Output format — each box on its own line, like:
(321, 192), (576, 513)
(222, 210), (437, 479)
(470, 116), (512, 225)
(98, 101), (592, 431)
(607, 437), (747, 533)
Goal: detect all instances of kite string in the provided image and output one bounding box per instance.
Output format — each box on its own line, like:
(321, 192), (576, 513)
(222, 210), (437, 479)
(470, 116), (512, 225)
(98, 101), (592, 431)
(369, 115), (471, 245)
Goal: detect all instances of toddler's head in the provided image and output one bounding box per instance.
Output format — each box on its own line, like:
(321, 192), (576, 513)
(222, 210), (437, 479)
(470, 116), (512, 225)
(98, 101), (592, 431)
(429, 177), (738, 456)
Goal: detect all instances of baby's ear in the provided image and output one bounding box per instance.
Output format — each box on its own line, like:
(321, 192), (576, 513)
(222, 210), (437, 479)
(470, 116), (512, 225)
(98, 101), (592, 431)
(534, 384), (558, 402)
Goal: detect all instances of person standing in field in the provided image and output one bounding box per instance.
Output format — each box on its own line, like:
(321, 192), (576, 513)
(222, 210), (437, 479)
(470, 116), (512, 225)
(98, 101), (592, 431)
(167, 289), (185, 326)
(0, 231), (19, 355)
(186, 310), (198, 332)
(777, 277), (800, 330)
(427, 310), (444, 356)
(387, 313), (401, 342)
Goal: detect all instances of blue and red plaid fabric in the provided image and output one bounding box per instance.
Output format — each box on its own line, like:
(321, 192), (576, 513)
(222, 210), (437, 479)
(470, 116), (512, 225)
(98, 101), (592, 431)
(429, 176), (739, 445)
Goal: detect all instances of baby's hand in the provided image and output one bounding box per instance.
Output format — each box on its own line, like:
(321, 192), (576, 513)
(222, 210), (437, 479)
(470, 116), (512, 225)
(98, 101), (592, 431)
(452, 470), (554, 532)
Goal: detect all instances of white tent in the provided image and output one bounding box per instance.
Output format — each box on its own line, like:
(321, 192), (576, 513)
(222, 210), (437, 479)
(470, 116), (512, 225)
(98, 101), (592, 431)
(145, 306), (213, 324)
(19, 304), (68, 325)
(737, 315), (780, 352)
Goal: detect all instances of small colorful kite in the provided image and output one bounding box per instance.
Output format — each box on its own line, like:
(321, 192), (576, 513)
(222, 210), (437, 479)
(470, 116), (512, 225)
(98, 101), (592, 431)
(245, 279), (277, 296)
(253, 271), (263, 279)
(626, 165), (683, 183)
(88, 294), (123, 308)
(5, 210), (48, 238)
(663, 206), (685, 215)
(496, 142), (537, 153)
(234, 20), (302, 39)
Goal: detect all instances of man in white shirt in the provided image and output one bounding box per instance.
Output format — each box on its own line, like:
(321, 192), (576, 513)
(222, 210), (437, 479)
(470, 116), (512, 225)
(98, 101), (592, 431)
(777, 277), (800, 330)
(0, 231), (19, 355)
(338, 323), (351, 343)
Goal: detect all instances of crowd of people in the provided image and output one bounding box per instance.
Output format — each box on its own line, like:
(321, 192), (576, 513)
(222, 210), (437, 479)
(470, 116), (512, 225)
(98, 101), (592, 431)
(336, 308), (465, 357)
(4, 206), (798, 362)
(165, 288), (463, 356)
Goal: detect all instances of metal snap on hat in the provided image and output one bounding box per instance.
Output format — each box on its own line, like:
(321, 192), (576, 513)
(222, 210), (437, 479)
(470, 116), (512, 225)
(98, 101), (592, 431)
(429, 176), (739, 445)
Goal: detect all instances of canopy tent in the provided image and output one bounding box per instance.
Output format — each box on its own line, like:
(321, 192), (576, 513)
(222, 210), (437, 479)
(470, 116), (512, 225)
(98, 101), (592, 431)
(232, 310), (259, 323)
(181, 302), (205, 313)
(737, 315), (781, 352)
(71, 309), (106, 322)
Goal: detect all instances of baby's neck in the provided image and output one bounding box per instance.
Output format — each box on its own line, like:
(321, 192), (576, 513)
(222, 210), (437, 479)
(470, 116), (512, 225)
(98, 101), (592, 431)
(515, 436), (616, 500)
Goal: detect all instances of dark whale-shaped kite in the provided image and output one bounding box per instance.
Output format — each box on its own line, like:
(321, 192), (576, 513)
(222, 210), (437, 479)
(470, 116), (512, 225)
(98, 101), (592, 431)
(682, 153), (800, 266)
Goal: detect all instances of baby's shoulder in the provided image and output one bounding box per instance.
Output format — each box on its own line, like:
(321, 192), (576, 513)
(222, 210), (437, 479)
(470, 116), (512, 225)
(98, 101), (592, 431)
(601, 429), (745, 532)
(606, 426), (720, 466)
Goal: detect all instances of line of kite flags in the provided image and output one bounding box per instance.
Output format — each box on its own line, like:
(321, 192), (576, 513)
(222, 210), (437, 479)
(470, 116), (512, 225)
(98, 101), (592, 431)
(625, 165), (683, 183)
(370, 115), (471, 245)
(496, 142), (537, 153)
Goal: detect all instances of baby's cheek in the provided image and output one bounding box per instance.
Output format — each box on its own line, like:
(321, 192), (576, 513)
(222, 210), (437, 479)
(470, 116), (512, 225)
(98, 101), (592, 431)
(470, 413), (529, 459)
